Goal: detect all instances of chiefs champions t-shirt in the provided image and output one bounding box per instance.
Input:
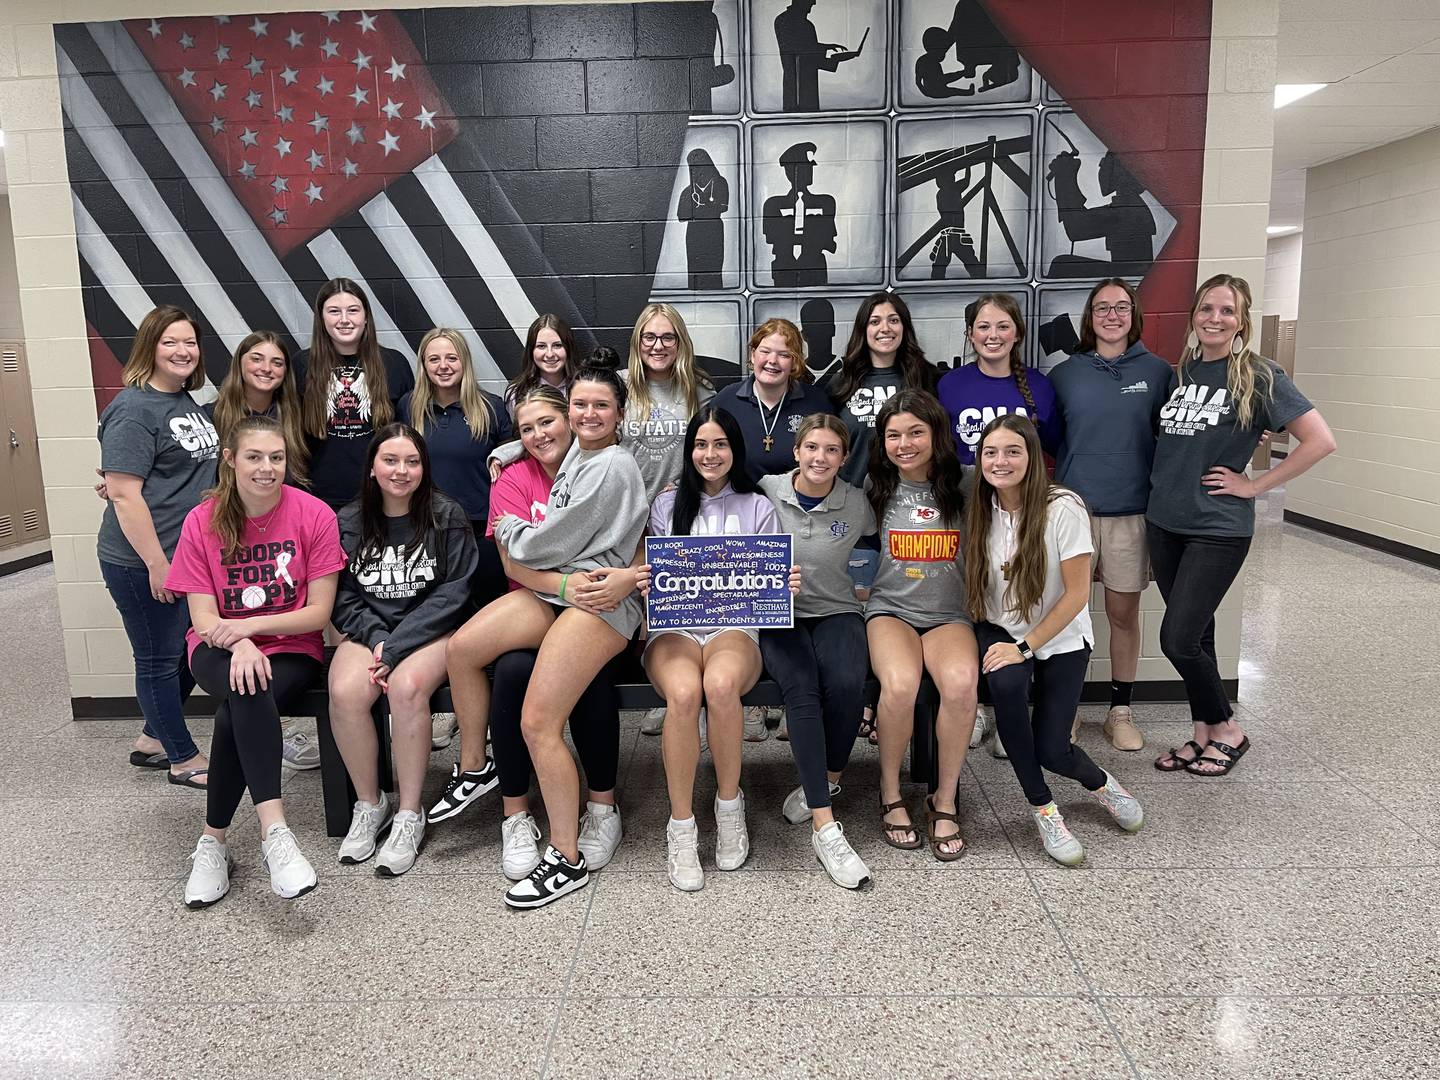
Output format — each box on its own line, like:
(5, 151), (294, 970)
(865, 478), (969, 625)
(165, 486), (348, 662)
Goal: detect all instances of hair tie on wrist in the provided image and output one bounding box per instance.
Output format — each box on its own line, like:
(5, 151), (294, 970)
(560, 572), (570, 600)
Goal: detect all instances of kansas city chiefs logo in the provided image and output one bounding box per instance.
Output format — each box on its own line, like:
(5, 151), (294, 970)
(909, 505), (940, 524)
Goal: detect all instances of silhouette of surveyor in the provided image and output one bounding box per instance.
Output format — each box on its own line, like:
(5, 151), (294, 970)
(1046, 147), (1158, 278)
(677, 149), (729, 290)
(774, 0), (865, 112)
(763, 142), (837, 287)
(930, 166), (981, 279)
(800, 298), (839, 377)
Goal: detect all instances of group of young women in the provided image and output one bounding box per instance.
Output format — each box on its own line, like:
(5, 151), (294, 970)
(96, 271), (1333, 912)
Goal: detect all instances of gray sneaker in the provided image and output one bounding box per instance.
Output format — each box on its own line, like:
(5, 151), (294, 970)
(260, 824), (317, 899)
(576, 801), (623, 870)
(1032, 803), (1084, 867)
(666, 818), (704, 892)
(641, 707), (665, 736)
(376, 809), (426, 877)
(782, 781), (842, 825)
(184, 835), (233, 909)
(338, 793), (394, 865)
(714, 791), (750, 871)
(743, 707), (768, 742)
(970, 704), (987, 749)
(812, 821), (871, 890)
(281, 729), (321, 771)
(1089, 772), (1145, 832)
(430, 712), (458, 750)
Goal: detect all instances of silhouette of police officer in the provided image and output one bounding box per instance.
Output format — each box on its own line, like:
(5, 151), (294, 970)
(763, 142), (837, 287)
(774, 0), (862, 112)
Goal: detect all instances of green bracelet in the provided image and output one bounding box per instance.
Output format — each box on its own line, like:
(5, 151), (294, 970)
(560, 572), (570, 600)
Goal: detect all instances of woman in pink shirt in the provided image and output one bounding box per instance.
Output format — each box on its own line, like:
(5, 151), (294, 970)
(165, 415), (347, 909)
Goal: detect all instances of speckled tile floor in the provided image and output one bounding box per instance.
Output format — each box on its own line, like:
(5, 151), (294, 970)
(2, 491), (1438, 1079)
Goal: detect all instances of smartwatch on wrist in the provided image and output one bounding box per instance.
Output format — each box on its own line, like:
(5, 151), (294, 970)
(1016, 639), (1034, 660)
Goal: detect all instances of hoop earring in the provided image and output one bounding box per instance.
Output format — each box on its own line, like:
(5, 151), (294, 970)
(1231, 335), (1245, 357)
(1185, 331), (1200, 359)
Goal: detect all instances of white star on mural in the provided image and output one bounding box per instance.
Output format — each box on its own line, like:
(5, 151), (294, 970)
(274, 137), (293, 158)
(286, 29), (304, 49)
(341, 158), (359, 178)
(350, 85), (370, 107)
(304, 182), (324, 204)
(245, 89), (263, 109)
(209, 81), (227, 101)
(379, 130), (400, 155)
(271, 175), (289, 194)
(308, 112), (329, 133)
(238, 161), (257, 179)
(381, 98), (403, 120)
(353, 51), (372, 72)
(316, 76), (335, 97)
(276, 105), (294, 123)
(269, 206), (288, 225)
(177, 68), (196, 89)
(346, 122), (365, 144)
(244, 55), (264, 78)
(239, 128), (259, 148)
(214, 44), (231, 64)
(250, 17), (269, 37)
(280, 67), (299, 86)
(178, 32), (195, 51)
(306, 149), (325, 170)
(147, 19), (162, 38)
(386, 58), (407, 81)
(358, 12), (378, 33)
(415, 106), (437, 130)
(321, 38), (340, 59)
(209, 116), (225, 134)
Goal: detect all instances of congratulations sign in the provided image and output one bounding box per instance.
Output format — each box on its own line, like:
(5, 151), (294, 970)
(645, 534), (793, 632)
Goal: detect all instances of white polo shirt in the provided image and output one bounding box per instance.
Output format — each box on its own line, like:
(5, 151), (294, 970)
(984, 490), (1094, 659)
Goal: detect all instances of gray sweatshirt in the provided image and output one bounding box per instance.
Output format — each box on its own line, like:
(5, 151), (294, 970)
(622, 376), (714, 501)
(493, 440), (649, 638)
(760, 472), (876, 619)
(866, 478), (968, 626)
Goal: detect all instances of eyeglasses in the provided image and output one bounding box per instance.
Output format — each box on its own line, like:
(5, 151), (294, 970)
(1093, 302), (1133, 316)
(640, 332), (679, 347)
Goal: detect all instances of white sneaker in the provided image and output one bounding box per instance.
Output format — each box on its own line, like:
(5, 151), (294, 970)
(782, 781), (842, 825)
(1089, 772), (1145, 832)
(376, 809), (426, 876)
(281, 729), (320, 771)
(337, 793), (393, 865)
(641, 707), (665, 736)
(990, 720), (1009, 760)
(743, 707), (768, 742)
(666, 818), (704, 891)
(576, 801), (623, 870)
(698, 707), (708, 754)
(501, 811), (543, 881)
(1032, 803), (1084, 867)
(430, 712), (458, 749)
(812, 821), (871, 890)
(260, 823), (318, 899)
(970, 704), (988, 749)
(714, 792), (750, 871)
(184, 835), (233, 909)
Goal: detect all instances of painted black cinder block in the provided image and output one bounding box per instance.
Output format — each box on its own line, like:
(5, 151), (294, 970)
(422, 64), (487, 116)
(537, 115), (639, 169)
(590, 167), (682, 222)
(482, 61), (586, 117)
(424, 7), (532, 63)
(441, 119), (539, 172)
(542, 221), (644, 275)
(634, 3), (718, 57)
(531, 4), (637, 60)
(636, 114), (691, 168)
(587, 58), (693, 114)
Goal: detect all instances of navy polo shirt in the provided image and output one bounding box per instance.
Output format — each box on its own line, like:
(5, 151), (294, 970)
(399, 390), (512, 523)
(711, 376), (837, 482)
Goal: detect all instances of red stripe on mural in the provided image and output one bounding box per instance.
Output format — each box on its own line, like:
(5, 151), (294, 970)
(88, 322), (125, 414)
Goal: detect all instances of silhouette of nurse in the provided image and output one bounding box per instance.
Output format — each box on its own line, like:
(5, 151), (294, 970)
(774, 0), (863, 112)
(678, 149), (729, 290)
(763, 142), (837, 288)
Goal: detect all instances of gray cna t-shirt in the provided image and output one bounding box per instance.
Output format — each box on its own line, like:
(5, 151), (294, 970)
(1146, 357), (1311, 538)
(97, 386), (220, 566)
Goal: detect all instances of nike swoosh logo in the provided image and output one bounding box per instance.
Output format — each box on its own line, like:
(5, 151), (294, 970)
(451, 782), (476, 800)
(548, 872), (570, 890)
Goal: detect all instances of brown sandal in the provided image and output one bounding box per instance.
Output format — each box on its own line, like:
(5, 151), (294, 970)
(880, 798), (922, 850)
(924, 796), (966, 862)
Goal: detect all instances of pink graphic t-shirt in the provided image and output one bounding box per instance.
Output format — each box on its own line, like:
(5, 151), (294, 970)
(166, 486), (348, 662)
(487, 454), (554, 591)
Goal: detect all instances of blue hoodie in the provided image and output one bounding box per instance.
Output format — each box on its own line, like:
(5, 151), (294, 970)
(1048, 342), (1177, 516)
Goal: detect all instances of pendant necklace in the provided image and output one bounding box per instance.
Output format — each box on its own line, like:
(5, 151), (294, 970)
(250, 497), (282, 535)
(757, 393), (783, 453)
(1000, 507), (1017, 580)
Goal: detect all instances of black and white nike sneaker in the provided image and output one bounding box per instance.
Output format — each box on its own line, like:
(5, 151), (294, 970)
(503, 845), (589, 909)
(427, 760), (498, 823)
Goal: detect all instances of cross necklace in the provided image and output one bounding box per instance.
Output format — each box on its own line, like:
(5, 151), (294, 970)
(756, 394), (783, 453)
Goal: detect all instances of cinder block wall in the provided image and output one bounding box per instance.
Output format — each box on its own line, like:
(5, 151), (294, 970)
(0, 0), (1277, 703)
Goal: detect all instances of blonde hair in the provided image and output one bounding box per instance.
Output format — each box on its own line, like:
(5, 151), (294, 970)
(1180, 274), (1274, 430)
(211, 331), (309, 486)
(794, 412), (850, 454)
(123, 306), (207, 392)
(410, 328), (497, 442)
(748, 318), (811, 385)
(625, 303), (713, 420)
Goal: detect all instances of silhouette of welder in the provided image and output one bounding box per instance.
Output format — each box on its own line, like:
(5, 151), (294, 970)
(774, 0), (863, 112)
(1046, 148), (1157, 278)
(763, 141), (838, 287)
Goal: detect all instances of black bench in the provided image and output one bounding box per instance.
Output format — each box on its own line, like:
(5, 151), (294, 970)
(295, 651), (944, 837)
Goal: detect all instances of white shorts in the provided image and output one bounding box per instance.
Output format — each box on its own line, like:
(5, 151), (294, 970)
(645, 626), (759, 651)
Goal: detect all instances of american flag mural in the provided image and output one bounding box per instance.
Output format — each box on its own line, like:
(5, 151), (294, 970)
(57, 2), (1211, 410)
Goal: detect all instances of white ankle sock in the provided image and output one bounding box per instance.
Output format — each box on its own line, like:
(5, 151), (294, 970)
(715, 793), (742, 812)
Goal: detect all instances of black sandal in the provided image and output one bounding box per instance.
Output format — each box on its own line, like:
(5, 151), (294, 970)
(1154, 740), (1205, 772)
(129, 750), (168, 769)
(858, 706), (876, 743)
(1185, 737), (1251, 777)
(880, 798), (922, 850)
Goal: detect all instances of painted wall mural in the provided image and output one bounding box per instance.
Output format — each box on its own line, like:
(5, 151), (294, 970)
(55, 0), (1212, 405)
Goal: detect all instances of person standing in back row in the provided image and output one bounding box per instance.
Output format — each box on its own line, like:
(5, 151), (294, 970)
(1048, 279), (1175, 751)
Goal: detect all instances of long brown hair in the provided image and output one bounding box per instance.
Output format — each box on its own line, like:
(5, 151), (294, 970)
(1180, 274), (1274, 429)
(963, 414), (1082, 622)
(625, 302), (713, 420)
(300, 278), (394, 439)
(205, 415), (287, 562)
(357, 423), (436, 558)
(867, 390), (965, 528)
(409, 328), (498, 442)
(829, 291), (934, 405)
(123, 305), (207, 392)
(1077, 278), (1144, 354)
(967, 293), (1035, 411)
(507, 314), (579, 402)
(211, 331), (309, 486)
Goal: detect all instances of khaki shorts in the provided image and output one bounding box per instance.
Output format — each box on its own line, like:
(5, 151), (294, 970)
(1089, 513), (1149, 594)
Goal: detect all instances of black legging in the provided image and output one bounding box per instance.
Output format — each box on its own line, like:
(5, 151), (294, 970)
(759, 613), (867, 809)
(470, 527), (511, 611)
(489, 649), (622, 800)
(190, 644), (322, 830)
(974, 621), (1105, 807)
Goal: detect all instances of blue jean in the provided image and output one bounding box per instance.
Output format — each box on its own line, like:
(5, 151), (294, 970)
(100, 560), (199, 764)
